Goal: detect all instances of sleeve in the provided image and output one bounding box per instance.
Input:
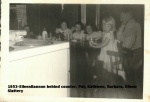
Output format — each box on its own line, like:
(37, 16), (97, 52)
(55, 28), (61, 33)
(91, 31), (102, 39)
(122, 24), (136, 49)
(116, 25), (125, 41)
(97, 31), (103, 38)
(134, 23), (142, 49)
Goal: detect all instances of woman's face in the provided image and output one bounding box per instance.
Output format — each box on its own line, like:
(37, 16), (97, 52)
(102, 22), (112, 33)
(61, 22), (67, 30)
(75, 24), (81, 32)
(120, 12), (131, 25)
(86, 25), (93, 34)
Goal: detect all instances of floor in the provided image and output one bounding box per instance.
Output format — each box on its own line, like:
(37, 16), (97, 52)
(70, 66), (143, 99)
(69, 44), (143, 99)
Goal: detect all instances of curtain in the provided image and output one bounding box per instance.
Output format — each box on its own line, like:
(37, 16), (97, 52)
(81, 4), (86, 25)
(16, 5), (27, 28)
(95, 5), (100, 30)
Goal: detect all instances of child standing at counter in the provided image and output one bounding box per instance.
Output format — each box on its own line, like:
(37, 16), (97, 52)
(90, 17), (118, 74)
(85, 24), (102, 67)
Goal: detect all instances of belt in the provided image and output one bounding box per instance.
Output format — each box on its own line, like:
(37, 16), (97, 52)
(122, 47), (134, 57)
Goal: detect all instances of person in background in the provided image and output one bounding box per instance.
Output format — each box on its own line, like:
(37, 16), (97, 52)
(24, 25), (36, 39)
(71, 22), (86, 97)
(85, 24), (102, 67)
(85, 24), (102, 41)
(72, 22), (85, 41)
(116, 8), (142, 85)
(90, 17), (119, 75)
(55, 20), (72, 41)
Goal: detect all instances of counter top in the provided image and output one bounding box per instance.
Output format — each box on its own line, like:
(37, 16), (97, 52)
(9, 41), (70, 61)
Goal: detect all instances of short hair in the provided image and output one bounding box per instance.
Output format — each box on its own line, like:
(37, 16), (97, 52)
(58, 19), (69, 28)
(85, 23), (98, 31)
(74, 22), (84, 29)
(121, 8), (134, 18)
(102, 16), (116, 32)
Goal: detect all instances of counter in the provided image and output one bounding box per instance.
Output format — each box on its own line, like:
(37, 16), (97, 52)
(9, 41), (69, 61)
(8, 41), (70, 97)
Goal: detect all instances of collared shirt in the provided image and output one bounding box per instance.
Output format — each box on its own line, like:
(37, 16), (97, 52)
(117, 19), (142, 50)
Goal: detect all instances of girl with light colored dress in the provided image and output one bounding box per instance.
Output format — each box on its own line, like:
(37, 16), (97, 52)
(90, 17), (125, 80)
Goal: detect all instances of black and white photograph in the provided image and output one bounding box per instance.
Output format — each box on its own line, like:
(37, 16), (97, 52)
(1, 1), (147, 101)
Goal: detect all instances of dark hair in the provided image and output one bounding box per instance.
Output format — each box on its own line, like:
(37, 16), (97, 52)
(74, 22), (84, 30)
(85, 23), (98, 32)
(121, 8), (135, 18)
(57, 19), (69, 28)
(23, 25), (30, 28)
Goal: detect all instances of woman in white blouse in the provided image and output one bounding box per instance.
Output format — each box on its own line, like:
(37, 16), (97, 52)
(72, 22), (85, 41)
(55, 20), (72, 41)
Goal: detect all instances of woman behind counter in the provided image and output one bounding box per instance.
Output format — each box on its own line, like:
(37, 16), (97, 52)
(72, 22), (85, 41)
(55, 20), (72, 41)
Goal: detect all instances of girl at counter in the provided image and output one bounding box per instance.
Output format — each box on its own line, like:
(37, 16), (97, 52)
(90, 17), (119, 74)
(85, 24), (102, 67)
(71, 22), (87, 97)
(85, 24), (102, 41)
(55, 20), (72, 41)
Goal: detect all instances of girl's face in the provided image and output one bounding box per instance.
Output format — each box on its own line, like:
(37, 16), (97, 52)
(75, 24), (81, 32)
(61, 22), (67, 30)
(102, 22), (112, 33)
(86, 25), (93, 34)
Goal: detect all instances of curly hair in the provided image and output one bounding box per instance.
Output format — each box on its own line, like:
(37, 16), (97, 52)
(102, 16), (116, 32)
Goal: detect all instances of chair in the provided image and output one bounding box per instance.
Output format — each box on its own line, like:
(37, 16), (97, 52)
(107, 51), (121, 73)
(106, 41), (126, 80)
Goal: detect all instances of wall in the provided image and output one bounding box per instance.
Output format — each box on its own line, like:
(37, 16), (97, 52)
(26, 4), (79, 36)
(10, 4), (144, 38)
(99, 4), (144, 31)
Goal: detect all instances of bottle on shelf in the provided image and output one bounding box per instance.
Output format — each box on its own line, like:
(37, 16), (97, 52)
(42, 28), (48, 40)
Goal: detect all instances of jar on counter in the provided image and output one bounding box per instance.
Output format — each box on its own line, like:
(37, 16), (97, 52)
(42, 28), (48, 40)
